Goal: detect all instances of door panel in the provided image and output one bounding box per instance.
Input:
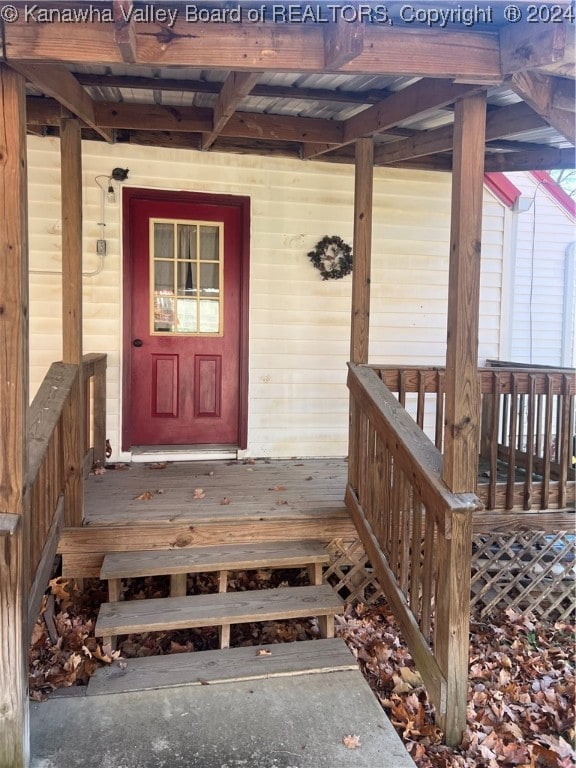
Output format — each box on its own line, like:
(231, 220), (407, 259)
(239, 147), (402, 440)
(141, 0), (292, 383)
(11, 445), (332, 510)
(125, 193), (246, 447)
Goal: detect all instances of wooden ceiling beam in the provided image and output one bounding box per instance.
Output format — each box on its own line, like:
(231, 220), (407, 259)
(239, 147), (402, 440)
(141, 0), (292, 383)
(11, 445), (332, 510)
(11, 63), (114, 142)
(552, 77), (576, 112)
(500, 22), (574, 74)
(510, 71), (575, 144)
(373, 101), (548, 165)
(90, 101), (343, 143)
(324, 15), (364, 69)
(304, 80), (483, 159)
(74, 72), (395, 105)
(113, 0), (137, 64)
(202, 71), (261, 150)
(484, 146), (575, 172)
(4, 22), (501, 81)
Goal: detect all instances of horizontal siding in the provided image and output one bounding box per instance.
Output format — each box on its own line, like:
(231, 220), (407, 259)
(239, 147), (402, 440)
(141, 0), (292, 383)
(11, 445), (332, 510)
(506, 172), (575, 367)
(27, 137), (504, 458)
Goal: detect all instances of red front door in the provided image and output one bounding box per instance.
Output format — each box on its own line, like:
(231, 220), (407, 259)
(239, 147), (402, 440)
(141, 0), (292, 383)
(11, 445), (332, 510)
(123, 190), (249, 448)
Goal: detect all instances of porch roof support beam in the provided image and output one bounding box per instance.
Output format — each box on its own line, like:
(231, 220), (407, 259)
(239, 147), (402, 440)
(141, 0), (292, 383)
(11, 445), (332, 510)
(510, 70), (576, 145)
(202, 71), (261, 150)
(350, 138), (374, 364)
(438, 94), (486, 748)
(0, 63), (30, 768)
(442, 93), (487, 494)
(60, 118), (84, 526)
(11, 62), (114, 143)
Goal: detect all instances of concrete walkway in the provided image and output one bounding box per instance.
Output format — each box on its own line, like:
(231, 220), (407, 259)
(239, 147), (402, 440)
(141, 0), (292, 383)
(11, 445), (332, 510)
(31, 669), (416, 768)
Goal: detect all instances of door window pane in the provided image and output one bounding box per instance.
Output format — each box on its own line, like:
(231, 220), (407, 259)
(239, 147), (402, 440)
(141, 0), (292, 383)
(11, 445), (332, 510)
(177, 261), (196, 296)
(154, 261), (174, 294)
(154, 296), (175, 333)
(177, 299), (198, 332)
(199, 300), (219, 333)
(200, 262), (219, 296)
(154, 223), (174, 260)
(151, 219), (223, 336)
(200, 226), (219, 261)
(178, 224), (197, 261)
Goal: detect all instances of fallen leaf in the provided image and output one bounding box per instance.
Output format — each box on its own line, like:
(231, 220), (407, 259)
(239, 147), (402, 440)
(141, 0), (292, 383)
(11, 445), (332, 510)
(149, 462), (167, 470)
(342, 734), (361, 749)
(399, 667), (423, 687)
(256, 649), (272, 656)
(269, 485), (287, 491)
(134, 490), (155, 501)
(220, 497), (231, 505)
(193, 488), (206, 499)
(276, 499), (289, 506)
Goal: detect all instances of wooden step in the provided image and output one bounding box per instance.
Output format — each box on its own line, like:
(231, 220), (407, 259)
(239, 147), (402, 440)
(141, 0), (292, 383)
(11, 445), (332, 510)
(100, 540), (330, 580)
(95, 584), (343, 639)
(87, 637), (357, 696)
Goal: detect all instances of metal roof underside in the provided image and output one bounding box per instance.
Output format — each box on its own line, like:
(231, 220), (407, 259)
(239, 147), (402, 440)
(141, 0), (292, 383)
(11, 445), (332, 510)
(11, 1), (575, 171)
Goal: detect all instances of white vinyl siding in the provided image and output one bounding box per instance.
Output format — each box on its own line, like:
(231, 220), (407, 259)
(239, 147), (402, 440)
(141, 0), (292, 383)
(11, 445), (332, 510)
(27, 137), (504, 459)
(505, 172), (576, 367)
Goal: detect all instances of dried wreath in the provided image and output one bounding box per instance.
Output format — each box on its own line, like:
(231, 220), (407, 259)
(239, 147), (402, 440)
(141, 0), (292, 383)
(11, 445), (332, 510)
(307, 235), (353, 281)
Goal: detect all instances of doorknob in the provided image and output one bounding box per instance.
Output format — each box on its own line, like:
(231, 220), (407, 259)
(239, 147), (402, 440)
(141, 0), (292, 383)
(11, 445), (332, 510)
(133, 338), (143, 347)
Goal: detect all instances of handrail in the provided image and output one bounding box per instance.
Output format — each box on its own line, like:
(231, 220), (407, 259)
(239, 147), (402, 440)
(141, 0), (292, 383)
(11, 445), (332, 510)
(347, 362), (481, 746)
(370, 364), (575, 514)
(348, 364), (478, 534)
(28, 363), (78, 487)
(24, 353), (107, 638)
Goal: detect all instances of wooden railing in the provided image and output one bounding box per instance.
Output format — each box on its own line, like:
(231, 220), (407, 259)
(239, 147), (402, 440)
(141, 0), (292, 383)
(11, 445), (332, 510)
(24, 354), (107, 636)
(371, 365), (575, 516)
(347, 363), (481, 746)
(82, 353), (107, 475)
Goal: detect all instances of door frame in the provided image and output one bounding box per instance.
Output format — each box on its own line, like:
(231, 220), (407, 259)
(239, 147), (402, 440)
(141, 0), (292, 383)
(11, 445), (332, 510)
(121, 187), (250, 452)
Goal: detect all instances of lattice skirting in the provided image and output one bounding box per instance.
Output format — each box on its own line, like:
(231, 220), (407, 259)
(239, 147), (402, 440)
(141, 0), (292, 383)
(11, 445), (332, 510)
(326, 533), (576, 622)
(324, 538), (382, 603)
(471, 530), (575, 622)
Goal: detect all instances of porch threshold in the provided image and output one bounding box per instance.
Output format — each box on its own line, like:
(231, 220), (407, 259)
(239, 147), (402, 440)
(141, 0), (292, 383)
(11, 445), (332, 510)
(130, 444), (238, 462)
(31, 666), (416, 767)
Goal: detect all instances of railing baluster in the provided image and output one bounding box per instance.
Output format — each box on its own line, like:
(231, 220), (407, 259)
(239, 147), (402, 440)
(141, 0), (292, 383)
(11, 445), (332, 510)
(410, 491), (423, 617)
(487, 373), (500, 510)
(524, 375), (536, 511)
(421, 508), (435, 642)
(416, 370), (425, 430)
(505, 377), (518, 510)
(558, 375), (570, 509)
(542, 375), (553, 508)
(435, 370), (445, 451)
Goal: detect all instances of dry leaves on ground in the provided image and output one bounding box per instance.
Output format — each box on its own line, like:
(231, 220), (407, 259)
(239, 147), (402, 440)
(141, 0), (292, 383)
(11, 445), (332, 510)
(29, 572), (575, 768)
(342, 734), (362, 749)
(338, 601), (575, 768)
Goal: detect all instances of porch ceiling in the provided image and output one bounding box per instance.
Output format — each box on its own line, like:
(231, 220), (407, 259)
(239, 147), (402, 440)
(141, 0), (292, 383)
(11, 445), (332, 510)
(4, 0), (575, 169)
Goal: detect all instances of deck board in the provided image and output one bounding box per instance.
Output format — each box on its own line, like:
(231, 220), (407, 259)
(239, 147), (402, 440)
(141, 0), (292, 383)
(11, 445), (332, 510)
(84, 458), (349, 527)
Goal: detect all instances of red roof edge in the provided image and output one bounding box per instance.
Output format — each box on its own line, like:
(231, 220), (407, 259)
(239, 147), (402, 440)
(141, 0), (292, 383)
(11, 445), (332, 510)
(484, 172), (521, 208)
(530, 171), (576, 219)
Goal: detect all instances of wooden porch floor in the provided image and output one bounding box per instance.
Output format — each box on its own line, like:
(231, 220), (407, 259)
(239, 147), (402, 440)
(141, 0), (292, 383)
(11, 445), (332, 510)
(61, 459), (356, 577)
(84, 458), (349, 526)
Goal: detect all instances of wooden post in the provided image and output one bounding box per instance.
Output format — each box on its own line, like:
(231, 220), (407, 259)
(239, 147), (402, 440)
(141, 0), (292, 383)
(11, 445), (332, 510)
(60, 118), (84, 526)
(439, 92), (486, 746)
(442, 94), (487, 493)
(0, 64), (30, 768)
(348, 139), (374, 491)
(350, 137), (374, 365)
(435, 509), (473, 746)
(347, 138), (374, 608)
